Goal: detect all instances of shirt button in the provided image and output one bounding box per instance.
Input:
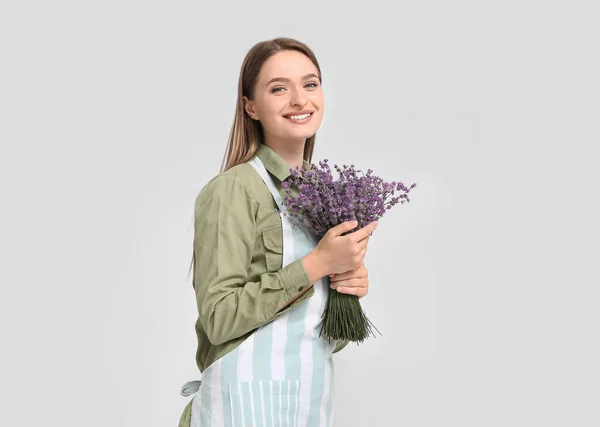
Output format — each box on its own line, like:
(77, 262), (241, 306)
(297, 286), (304, 291)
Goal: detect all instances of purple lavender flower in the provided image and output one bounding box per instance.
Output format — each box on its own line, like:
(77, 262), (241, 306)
(281, 160), (416, 236)
(280, 160), (417, 343)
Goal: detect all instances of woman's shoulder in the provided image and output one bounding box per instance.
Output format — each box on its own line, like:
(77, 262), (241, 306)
(222, 162), (259, 183)
(193, 162), (279, 229)
(195, 162), (262, 204)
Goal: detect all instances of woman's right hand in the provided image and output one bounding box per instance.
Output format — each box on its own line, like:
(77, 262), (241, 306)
(314, 220), (378, 276)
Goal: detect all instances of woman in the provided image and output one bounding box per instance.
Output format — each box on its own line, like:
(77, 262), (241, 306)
(178, 37), (378, 427)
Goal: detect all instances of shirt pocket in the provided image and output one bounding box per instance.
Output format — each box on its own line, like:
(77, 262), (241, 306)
(261, 226), (283, 272)
(228, 379), (300, 427)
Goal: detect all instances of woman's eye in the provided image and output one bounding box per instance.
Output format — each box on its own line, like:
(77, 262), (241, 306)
(270, 82), (319, 94)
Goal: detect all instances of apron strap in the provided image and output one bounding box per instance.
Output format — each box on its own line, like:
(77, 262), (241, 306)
(248, 155), (295, 268)
(248, 155), (287, 213)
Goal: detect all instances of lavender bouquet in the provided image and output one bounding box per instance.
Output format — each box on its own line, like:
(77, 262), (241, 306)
(280, 160), (417, 343)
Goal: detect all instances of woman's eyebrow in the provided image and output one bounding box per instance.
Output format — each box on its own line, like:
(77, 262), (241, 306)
(265, 73), (319, 87)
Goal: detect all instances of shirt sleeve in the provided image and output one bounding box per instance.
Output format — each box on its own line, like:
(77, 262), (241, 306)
(193, 174), (311, 346)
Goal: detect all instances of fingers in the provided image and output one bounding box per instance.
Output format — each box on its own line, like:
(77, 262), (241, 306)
(357, 234), (371, 251)
(328, 220), (358, 238)
(357, 246), (367, 265)
(348, 221), (378, 243)
(329, 273), (344, 282)
(330, 265), (368, 282)
(331, 279), (369, 299)
(330, 278), (361, 290)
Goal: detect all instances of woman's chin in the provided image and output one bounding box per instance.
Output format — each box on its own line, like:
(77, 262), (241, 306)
(288, 127), (320, 140)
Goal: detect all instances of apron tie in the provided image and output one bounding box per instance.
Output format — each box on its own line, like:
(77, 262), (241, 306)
(180, 380), (202, 397)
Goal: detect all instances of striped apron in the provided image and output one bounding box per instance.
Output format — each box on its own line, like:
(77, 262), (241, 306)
(180, 154), (337, 427)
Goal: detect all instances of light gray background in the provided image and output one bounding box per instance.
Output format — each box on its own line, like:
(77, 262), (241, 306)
(1, 1), (599, 426)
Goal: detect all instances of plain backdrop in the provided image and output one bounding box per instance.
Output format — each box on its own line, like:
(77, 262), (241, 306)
(1, 1), (599, 426)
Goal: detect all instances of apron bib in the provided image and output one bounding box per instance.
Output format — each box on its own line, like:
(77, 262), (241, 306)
(180, 155), (337, 427)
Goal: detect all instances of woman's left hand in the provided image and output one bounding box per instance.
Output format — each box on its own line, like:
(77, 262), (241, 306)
(328, 264), (369, 299)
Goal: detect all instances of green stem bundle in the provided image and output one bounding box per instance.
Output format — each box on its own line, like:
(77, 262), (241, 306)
(319, 279), (381, 343)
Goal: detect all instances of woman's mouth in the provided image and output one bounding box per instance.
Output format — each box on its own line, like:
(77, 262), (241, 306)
(283, 112), (314, 124)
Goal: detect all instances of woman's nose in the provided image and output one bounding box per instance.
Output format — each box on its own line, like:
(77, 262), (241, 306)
(289, 88), (307, 107)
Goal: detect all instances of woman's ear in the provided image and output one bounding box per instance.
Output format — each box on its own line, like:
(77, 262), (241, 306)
(243, 96), (259, 120)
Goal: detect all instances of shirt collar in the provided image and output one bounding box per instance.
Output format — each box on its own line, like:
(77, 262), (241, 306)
(256, 143), (311, 182)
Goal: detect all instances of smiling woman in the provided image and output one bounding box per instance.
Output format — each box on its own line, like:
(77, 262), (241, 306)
(242, 50), (325, 167)
(178, 37), (370, 427)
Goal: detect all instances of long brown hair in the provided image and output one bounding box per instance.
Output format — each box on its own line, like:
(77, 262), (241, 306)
(187, 37), (323, 281)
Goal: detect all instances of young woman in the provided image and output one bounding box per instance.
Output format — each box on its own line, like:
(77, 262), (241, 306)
(178, 37), (378, 427)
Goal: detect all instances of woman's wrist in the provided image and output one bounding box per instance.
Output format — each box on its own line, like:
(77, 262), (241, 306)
(301, 249), (328, 284)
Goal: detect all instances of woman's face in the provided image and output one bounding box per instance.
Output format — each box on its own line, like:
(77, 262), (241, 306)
(244, 50), (324, 147)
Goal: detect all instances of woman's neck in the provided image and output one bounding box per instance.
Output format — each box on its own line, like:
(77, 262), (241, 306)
(264, 138), (305, 171)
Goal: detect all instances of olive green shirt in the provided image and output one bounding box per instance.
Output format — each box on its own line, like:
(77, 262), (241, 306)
(191, 143), (349, 374)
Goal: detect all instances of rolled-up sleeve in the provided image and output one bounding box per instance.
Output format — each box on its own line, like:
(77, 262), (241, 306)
(194, 174), (310, 346)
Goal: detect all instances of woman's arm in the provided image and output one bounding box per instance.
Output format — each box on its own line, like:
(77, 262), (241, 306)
(193, 174), (319, 346)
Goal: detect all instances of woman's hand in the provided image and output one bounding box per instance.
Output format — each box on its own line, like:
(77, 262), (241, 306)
(328, 263), (369, 299)
(313, 220), (378, 276)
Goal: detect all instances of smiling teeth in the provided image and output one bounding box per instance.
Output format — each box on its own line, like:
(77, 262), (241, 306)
(289, 113), (311, 120)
